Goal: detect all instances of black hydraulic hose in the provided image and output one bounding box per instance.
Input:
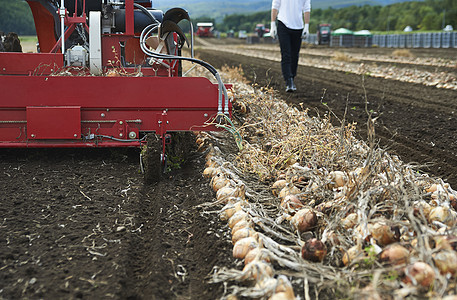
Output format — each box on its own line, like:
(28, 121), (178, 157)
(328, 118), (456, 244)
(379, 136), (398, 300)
(132, 2), (158, 24)
(95, 135), (147, 143)
(149, 52), (217, 75)
(140, 24), (217, 75)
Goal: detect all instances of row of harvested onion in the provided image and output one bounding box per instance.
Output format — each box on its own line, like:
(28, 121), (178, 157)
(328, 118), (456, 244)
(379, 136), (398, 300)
(269, 164), (457, 291)
(232, 83), (457, 294)
(192, 66), (457, 298)
(201, 141), (296, 300)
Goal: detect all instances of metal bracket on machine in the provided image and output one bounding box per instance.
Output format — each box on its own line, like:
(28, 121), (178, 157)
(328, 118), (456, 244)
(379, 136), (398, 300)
(157, 110), (171, 164)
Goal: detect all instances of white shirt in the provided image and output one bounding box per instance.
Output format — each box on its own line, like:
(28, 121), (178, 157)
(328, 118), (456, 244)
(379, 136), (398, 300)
(272, 0), (311, 30)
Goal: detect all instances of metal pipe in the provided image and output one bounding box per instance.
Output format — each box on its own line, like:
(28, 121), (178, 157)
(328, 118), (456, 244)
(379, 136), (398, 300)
(190, 22), (194, 58)
(60, 0), (65, 54)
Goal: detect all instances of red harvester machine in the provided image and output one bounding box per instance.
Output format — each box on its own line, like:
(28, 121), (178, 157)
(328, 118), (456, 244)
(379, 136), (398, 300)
(196, 22), (214, 37)
(0, 0), (231, 180)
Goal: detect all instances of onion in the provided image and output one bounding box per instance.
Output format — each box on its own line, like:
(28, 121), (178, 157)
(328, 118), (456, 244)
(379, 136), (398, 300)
(254, 277), (277, 297)
(426, 183), (439, 193)
(290, 208), (317, 233)
(450, 197), (457, 211)
(232, 227), (257, 244)
(278, 184), (300, 199)
(269, 292), (296, 300)
(274, 275), (294, 294)
(244, 247), (271, 265)
(327, 171), (348, 189)
(211, 173), (229, 192)
(195, 136), (209, 151)
(106, 69), (120, 77)
(428, 206), (456, 227)
(216, 184), (245, 204)
(195, 136), (206, 146)
(413, 201), (432, 218)
(341, 213), (358, 229)
(203, 166), (214, 178)
(205, 156), (217, 168)
(403, 261), (435, 288)
(301, 238), (327, 262)
(280, 194), (304, 213)
(203, 166), (220, 178)
(255, 276), (276, 288)
(434, 235), (457, 251)
(231, 220), (253, 235)
(228, 211), (248, 229)
(218, 184), (244, 199)
(268, 276), (295, 300)
(220, 201), (244, 221)
(342, 245), (364, 266)
(241, 260), (273, 281)
(433, 250), (457, 276)
(271, 179), (287, 197)
(316, 201), (334, 215)
(233, 236), (259, 259)
(379, 243), (410, 265)
(370, 223), (399, 246)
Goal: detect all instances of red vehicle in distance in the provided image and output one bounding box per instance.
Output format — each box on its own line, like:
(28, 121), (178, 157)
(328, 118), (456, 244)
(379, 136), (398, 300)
(196, 22), (214, 37)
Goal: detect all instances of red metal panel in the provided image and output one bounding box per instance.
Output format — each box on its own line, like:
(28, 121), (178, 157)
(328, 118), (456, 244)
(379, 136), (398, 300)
(27, 106), (81, 139)
(0, 128), (25, 142)
(0, 74), (232, 148)
(102, 36), (124, 68)
(26, 1), (59, 53)
(0, 141), (144, 148)
(0, 76), (225, 109)
(0, 53), (63, 75)
(125, 0), (134, 36)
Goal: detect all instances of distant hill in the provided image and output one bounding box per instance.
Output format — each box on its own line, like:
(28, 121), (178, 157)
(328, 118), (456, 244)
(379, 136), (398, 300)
(154, 0), (421, 21)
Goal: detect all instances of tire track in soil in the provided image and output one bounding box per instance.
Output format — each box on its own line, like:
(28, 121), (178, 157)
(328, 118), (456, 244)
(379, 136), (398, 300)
(119, 152), (235, 299)
(197, 47), (457, 187)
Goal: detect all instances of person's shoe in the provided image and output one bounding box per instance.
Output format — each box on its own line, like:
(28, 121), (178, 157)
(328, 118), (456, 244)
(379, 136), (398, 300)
(291, 77), (297, 91)
(285, 78), (294, 92)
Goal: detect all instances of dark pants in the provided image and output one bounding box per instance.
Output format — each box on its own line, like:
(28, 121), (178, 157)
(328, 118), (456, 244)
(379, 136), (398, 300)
(277, 21), (302, 82)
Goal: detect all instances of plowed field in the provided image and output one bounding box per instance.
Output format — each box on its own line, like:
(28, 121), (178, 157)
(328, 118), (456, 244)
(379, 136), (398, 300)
(1, 39), (456, 299)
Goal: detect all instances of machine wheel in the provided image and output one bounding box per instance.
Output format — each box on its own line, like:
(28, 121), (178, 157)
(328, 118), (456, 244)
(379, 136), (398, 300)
(142, 133), (163, 183)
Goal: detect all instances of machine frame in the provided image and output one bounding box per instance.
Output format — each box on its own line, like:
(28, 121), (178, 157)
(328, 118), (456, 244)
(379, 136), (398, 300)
(0, 0), (231, 149)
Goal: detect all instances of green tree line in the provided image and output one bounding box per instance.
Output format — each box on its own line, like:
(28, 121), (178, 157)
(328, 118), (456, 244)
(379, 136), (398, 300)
(1, 0), (455, 36)
(0, 0), (36, 35)
(218, 0), (457, 34)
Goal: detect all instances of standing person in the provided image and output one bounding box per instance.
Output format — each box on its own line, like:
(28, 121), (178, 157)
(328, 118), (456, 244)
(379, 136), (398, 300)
(270, 0), (310, 92)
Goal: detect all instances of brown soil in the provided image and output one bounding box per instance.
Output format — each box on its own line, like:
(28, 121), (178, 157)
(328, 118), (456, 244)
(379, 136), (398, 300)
(0, 147), (235, 299)
(1, 39), (457, 300)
